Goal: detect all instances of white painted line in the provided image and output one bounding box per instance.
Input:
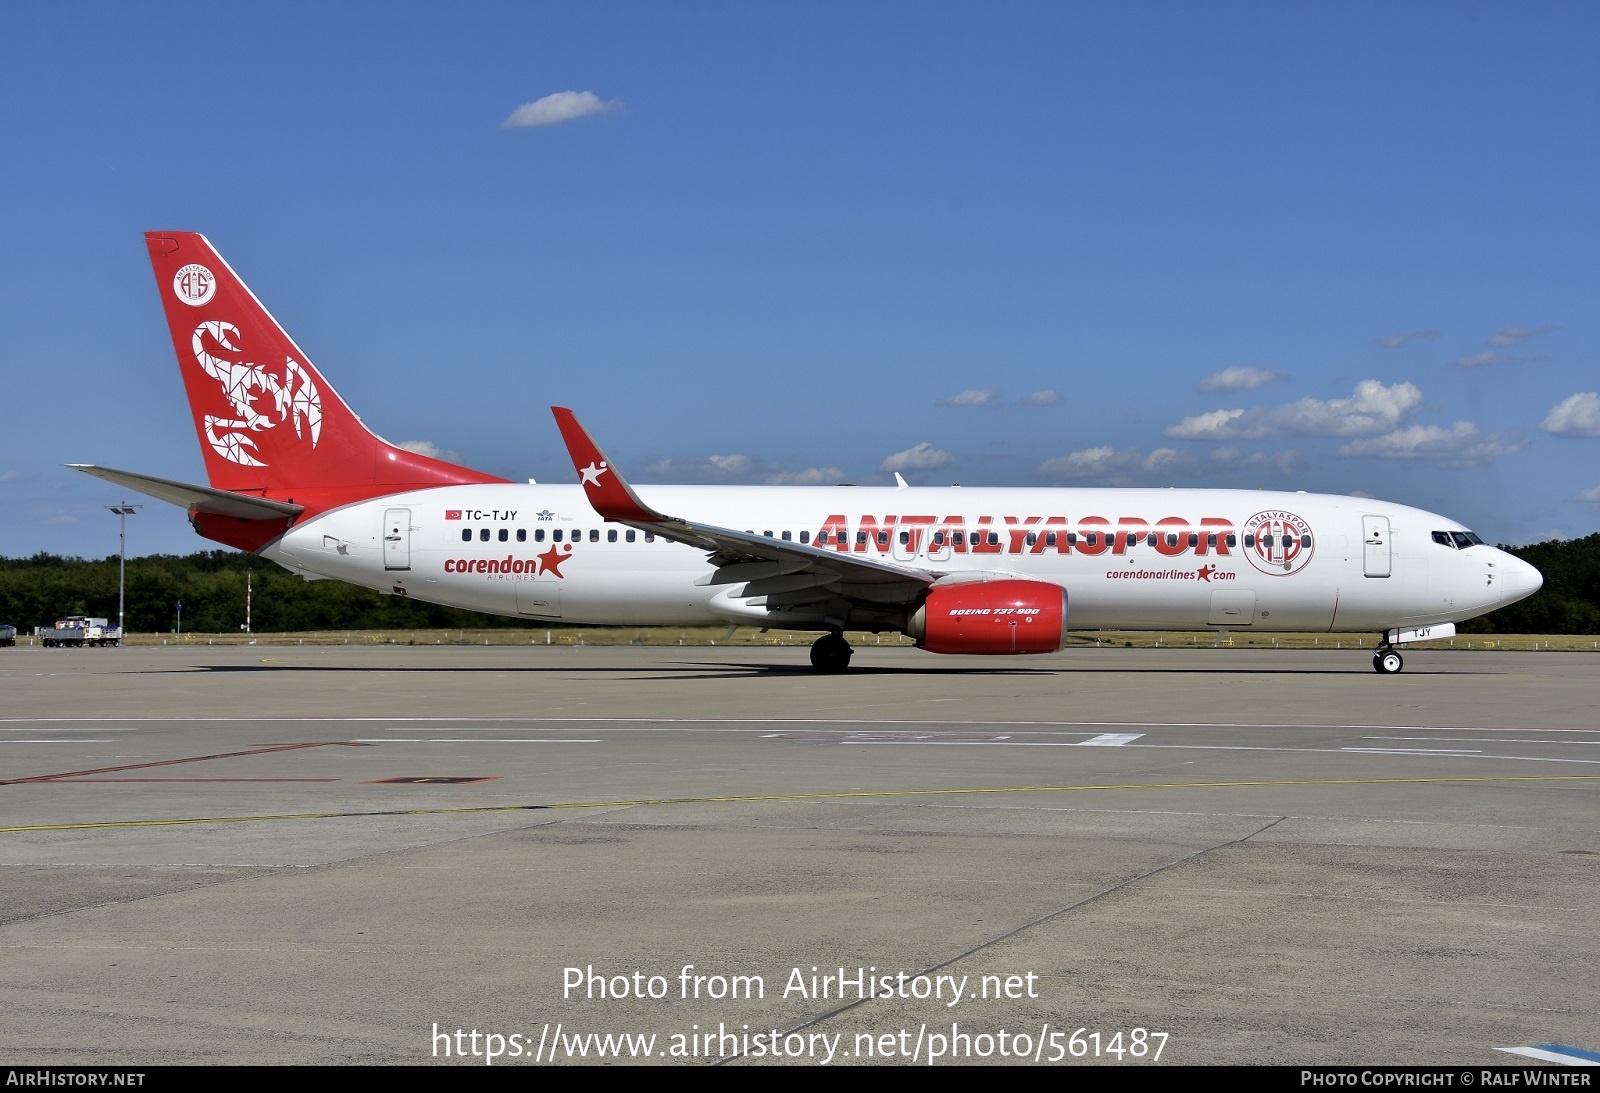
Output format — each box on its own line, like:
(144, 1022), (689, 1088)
(1497, 1045), (1599, 1066)
(6, 716), (1599, 733)
(1368, 736), (1600, 745)
(1342, 748), (1483, 755)
(1078, 733), (1146, 746)
(0, 727), (138, 733)
(0, 740), (115, 744)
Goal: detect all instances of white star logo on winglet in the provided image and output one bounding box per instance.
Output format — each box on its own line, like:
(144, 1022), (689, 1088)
(579, 461), (608, 487)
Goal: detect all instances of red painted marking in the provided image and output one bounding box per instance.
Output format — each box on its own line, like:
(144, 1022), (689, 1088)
(0, 742), (364, 785)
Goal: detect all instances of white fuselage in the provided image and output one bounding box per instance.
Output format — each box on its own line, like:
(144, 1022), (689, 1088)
(260, 484), (1541, 635)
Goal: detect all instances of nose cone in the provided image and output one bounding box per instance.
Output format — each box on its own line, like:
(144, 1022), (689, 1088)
(1498, 553), (1543, 607)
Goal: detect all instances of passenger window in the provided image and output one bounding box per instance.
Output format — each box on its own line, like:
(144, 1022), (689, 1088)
(553, 529), (563, 542)
(626, 530), (636, 542)
(1243, 534), (1255, 548)
(763, 530), (773, 538)
(1067, 532), (1077, 545)
(817, 531), (829, 545)
(461, 529), (471, 542)
(607, 529), (617, 542)
(1206, 533), (1216, 547)
(953, 532), (965, 546)
(1025, 532), (1037, 546)
(645, 532), (655, 542)
(898, 531), (909, 545)
(1082, 533), (1096, 547)
(1045, 532), (1056, 546)
(877, 531), (889, 546)
(479, 528), (490, 542)
(782, 531), (792, 541)
(987, 532), (999, 546)
(498, 528), (508, 542)
(516, 529), (526, 542)
(857, 531), (868, 545)
(799, 531), (810, 544)
(1300, 535), (1312, 548)
(1226, 534), (1237, 548)
(590, 529), (599, 542)
(535, 529), (545, 542)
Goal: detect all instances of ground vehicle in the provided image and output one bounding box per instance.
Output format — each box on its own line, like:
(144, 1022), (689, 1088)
(0, 623), (15, 647)
(35, 617), (121, 648)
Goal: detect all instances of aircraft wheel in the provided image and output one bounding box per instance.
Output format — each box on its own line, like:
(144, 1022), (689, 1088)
(1372, 649), (1404, 674)
(810, 633), (853, 674)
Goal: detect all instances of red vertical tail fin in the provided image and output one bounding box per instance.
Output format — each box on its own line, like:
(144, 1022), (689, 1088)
(145, 232), (506, 510)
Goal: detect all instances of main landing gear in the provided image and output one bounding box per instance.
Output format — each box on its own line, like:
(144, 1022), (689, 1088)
(810, 632), (854, 674)
(1372, 645), (1404, 674)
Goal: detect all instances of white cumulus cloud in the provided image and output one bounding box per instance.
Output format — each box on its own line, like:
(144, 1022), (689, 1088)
(765, 466), (844, 486)
(502, 90), (622, 129)
(1038, 446), (1196, 480)
(398, 440), (463, 463)
(1579, 485), (1600, 504)
(1540, 392), (1600, 438)
(1018, 390), (1061, 406)
(1165, 380), (1422, 441)
(1336, 423), (1527, 467)
(881, 443), (953, 472)
(936, 389), (1002, 408)
(1375, 329), (1440, 348)
(1488, 325), (1554, 348)
(1208, 447), (1301, 474)
(1196, 367), (1286, 392)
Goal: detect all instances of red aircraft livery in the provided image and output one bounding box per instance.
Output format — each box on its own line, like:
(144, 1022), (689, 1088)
(71, 231), (1543, 674)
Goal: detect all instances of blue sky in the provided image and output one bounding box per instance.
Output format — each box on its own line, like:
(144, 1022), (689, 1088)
(3, 1), (1597, 558)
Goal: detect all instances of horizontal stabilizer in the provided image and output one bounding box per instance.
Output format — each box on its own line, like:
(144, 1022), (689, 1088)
(67, 465), (305, 520)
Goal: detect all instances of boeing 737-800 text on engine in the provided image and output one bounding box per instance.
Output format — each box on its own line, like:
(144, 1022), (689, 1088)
(72, 233), (1543, 673)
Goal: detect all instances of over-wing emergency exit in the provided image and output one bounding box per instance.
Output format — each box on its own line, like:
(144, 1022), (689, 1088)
(72, 232), (1543, 673)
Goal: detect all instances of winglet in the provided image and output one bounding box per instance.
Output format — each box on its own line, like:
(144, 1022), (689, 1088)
(550, 407), (666, 524)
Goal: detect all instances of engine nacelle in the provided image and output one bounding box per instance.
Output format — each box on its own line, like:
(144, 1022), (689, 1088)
(907, 579), (1068, 655)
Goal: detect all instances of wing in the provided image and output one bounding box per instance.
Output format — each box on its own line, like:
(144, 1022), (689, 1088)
(68, 465), (305, 520)
(550, 408), (936, 625)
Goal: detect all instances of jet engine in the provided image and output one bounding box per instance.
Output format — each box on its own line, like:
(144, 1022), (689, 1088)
(907, 579), (1068, 654)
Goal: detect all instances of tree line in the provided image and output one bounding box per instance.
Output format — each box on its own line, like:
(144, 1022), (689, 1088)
(1, 534), (1597, 634)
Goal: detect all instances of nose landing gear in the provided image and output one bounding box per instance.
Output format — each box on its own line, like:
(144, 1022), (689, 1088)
(1372, 646), (1404, 674)
(810, 632), (854, 674)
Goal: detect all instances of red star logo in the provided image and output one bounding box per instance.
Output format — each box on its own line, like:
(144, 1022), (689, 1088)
(537, 544), (573, 578)
(1197, 564), (1217, 582)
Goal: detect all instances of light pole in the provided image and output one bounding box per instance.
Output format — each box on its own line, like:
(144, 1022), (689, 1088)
(106, 503), (139, 646)
(176, 600), (182, 640)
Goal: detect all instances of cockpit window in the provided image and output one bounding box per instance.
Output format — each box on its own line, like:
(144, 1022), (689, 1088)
(1432, 531), (1457, 548)
(1451, 532), (1476, 550)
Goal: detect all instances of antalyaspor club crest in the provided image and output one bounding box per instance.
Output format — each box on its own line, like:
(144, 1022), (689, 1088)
(173, 263), (216, 307)
(1241, 509), (1314, 575)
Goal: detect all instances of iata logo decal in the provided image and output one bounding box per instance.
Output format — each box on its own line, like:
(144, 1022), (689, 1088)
(173, 264), (217, 307)
(1241, 510), (1314, 575)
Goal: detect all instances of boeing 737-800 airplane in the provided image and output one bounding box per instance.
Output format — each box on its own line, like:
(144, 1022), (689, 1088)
(72, 232), (1542, 673)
